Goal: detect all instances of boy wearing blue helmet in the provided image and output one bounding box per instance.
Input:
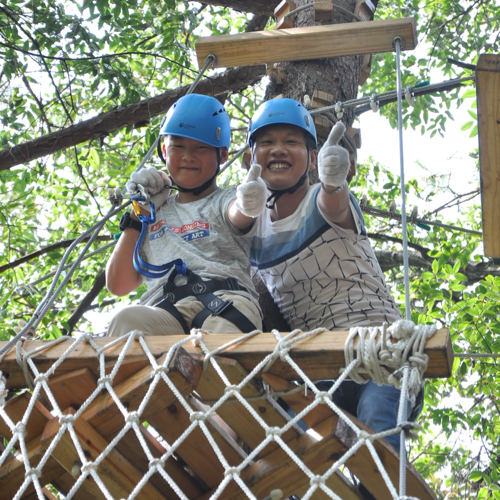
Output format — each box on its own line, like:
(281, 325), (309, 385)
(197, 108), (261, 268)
(106, 94), (267, 336)
(248, 98), (418, 455)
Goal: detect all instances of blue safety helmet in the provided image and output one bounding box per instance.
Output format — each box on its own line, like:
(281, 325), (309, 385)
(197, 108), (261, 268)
(157, 94), (230, 196)
(248, 98), (317, 150)
(159, 93), (231, 149)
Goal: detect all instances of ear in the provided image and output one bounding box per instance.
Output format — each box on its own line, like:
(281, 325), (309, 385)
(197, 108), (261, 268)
(220, 147), (229, 163)
(309, 149), (317, 170)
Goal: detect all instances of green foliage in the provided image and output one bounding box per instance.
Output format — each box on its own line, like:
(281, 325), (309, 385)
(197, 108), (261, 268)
(1, 1), (500, 498)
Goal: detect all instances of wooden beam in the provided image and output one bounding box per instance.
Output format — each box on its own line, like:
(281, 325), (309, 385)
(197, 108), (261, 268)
(195, 414), (365, 500)
(262, 373), (437, 500)
(0, 329), (453, 390)
(147, 397), (245, 490)
(40, 408), (169, 500)
(195, 18), (417, 69)
(477, 54), (500, 258)
(274, 0), (295, 29)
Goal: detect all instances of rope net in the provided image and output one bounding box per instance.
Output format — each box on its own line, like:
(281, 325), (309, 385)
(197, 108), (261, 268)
(0, 321), (438, 500)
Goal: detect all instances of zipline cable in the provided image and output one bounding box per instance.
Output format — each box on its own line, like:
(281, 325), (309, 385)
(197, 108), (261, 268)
(394, 36), (410, 497)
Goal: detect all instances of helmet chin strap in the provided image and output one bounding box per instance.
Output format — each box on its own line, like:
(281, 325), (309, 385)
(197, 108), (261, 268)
(168, 149), (221, 197)
(265, 148), (310, 209)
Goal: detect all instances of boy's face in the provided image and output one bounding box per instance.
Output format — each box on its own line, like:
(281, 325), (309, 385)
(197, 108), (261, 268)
(162, 135), (228, 190)
(251, 124), (316, 192)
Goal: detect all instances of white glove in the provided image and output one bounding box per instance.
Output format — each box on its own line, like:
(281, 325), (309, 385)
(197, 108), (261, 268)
(126, 167), (169, 196)
(235, 164), (267, 218)
(318, 122), (350, 187)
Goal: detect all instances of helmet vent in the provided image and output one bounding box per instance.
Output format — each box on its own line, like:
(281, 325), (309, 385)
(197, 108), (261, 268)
(305, 115), (310, 126)
(216, 127), (221, 140)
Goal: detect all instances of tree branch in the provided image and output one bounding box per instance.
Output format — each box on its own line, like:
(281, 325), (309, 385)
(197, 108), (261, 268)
(0, 235), (114, 274)
(64, 270), (106, 335)
(0, 65), (266, 171)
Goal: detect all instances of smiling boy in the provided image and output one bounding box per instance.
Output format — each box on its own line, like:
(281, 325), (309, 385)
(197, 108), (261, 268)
(248, 98), (414, 454)
(106, 93), (267, 337)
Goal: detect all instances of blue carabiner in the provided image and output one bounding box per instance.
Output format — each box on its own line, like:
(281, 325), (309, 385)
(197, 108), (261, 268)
(131, 198), (187, 278)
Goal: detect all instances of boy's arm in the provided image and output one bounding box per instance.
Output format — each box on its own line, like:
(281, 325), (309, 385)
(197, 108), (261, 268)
(227, 164), (267, 230)
(106, 211), (143, 296)
(316, 123), (357, 232)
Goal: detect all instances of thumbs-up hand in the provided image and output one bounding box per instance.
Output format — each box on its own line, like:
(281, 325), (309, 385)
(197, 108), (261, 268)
(318, 122), (350, 187)
(235, 164), (268, 218)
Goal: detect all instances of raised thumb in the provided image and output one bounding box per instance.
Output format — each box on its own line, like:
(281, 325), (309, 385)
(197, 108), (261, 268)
(245, 163), (262, 183)
(324, 122), (346, 147)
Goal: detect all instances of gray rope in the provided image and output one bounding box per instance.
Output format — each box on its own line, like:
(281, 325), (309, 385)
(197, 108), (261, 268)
(394, 36), (408, 497)
(219, 144), (249, 176)
(360, 205), (482, 236)
(454, 353), (500, 359)
(0, 201), (131, 359)
(395, 37), (411, 323)
(308, 76), (475, 116)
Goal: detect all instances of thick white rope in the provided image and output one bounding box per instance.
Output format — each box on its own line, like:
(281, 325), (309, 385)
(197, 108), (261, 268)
(342, 320), (437, 403)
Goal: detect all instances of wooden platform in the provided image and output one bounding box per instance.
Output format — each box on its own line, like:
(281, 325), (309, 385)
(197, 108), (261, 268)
(195, 17), (417, 69)
(0, 331), (445, 500)
(477, 53), (500, 258)
(0, 329), (453, 391)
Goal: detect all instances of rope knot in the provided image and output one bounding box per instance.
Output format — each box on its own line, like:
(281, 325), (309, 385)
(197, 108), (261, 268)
(33, 373), (49, 385)
(82, 333), (93, 343)
(59, 414), (76, 426)
(25, 468), (41, 479)
(149, 458), (165, 472)
(224, 467), (240, 479)
(98, 375), (113, 388)
(13, 422), (27, 437)
(154, 365), (169, 377)
(278, 341), (292, 361)
(190, 411), (206, 423)
(315, 391), (332, 404)
(191, 331), (204, 346)
(310, 476), (325, 487)
(81, 462), (97, 475)
(126, 412), (140, 426)
(224, 385), (240, 396)
(266, 426), (282, 440)
(357, 430), (372, 442)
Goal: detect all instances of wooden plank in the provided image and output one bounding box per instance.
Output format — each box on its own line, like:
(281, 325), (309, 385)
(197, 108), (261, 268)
(115, 425), (206, 499)
(48, 359), (205, 498)
(196, 356), (300, 456)
(40, 408), (169, 500)
(80, 348), (201, 438)
(263, 373), (437, 500)
(477, 53), (500, 258)
(314, 2), (332, 21)
(354, 0), (375, 22)
(0, 329), (452, 390)
(0, 392), (53, 442)
(46, 368), (98, 411)
(147, 397), (245, 490)
(195, 414), (364, 500)
(0, 436), (65, 500)
(274, 0), (295, 29)
(195, 18), (417, 69)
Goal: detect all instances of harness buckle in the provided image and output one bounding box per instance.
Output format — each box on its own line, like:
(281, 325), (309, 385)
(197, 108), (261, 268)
(207, 298), (233, 316)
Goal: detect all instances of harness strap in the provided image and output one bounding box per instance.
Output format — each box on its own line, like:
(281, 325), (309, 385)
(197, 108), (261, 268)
(154, 268), (257, 333)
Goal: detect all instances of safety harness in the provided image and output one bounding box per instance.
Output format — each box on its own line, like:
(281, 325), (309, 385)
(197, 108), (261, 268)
(154, 267), (257, 334)
(131, 198), (257, 334)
